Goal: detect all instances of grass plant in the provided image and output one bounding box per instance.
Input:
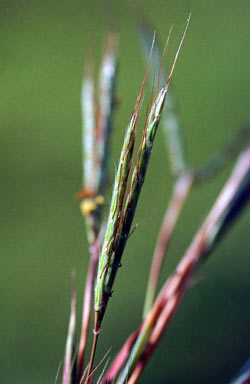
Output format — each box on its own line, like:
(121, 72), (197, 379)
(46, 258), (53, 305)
(62, 15), (250, 384)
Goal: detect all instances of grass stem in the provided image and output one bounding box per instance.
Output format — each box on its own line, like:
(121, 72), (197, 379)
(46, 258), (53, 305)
(143, 172), (194, 317)
(84, 311), (100, 384)
(120, 145), (250, 383)
(78, 240), (99, 381)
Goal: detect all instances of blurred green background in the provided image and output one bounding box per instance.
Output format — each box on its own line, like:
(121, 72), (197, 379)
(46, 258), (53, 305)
(1, 0), (250, 383)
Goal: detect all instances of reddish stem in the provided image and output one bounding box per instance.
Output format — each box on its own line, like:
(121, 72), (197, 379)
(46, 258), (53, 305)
(143, 172), (193, 316)
(84, 311), (101, 384)
(78, 243), (99, 381)
(128, 146), (250, 383)
(103, 327), (142, 383)
(78, 214), (100, 382)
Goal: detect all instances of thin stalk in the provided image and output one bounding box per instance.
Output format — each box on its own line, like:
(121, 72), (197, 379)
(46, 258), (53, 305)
(78, 221), (106, 383)
(143, 172), (194, 317)
(127, 272), (189, 384)
(108, 138), (250, 382)
(63, 275), (77, 384)
(84, 312), (100, 384)
(117, 280), (167, 383)
(78, 238), (99, 381)
(81, 66), (96, 193)
(78, 62), (100, 379)
(78, 30), (119, 381)
(127, 293), (181, 384)
(95, 31), (119, 194)
(119, 145), (250, 383)
(103, 328), (141, 384)
(142, 125), (250, 318)
(104, 287), (167, 382)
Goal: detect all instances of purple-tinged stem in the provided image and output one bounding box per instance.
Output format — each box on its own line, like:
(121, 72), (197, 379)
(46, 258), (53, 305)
(63, 275), (77, 384)
(126, 145), (250, 383)
(78, 29), (118, 381)
(143, 172), (194, 317)
(78, 237), (99, 382)
(84, 311), (100, 384)
(103, 327), (142, 383)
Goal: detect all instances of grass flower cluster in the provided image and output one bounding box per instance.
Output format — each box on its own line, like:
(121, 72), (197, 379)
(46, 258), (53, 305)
(62, 15), (250, 384)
